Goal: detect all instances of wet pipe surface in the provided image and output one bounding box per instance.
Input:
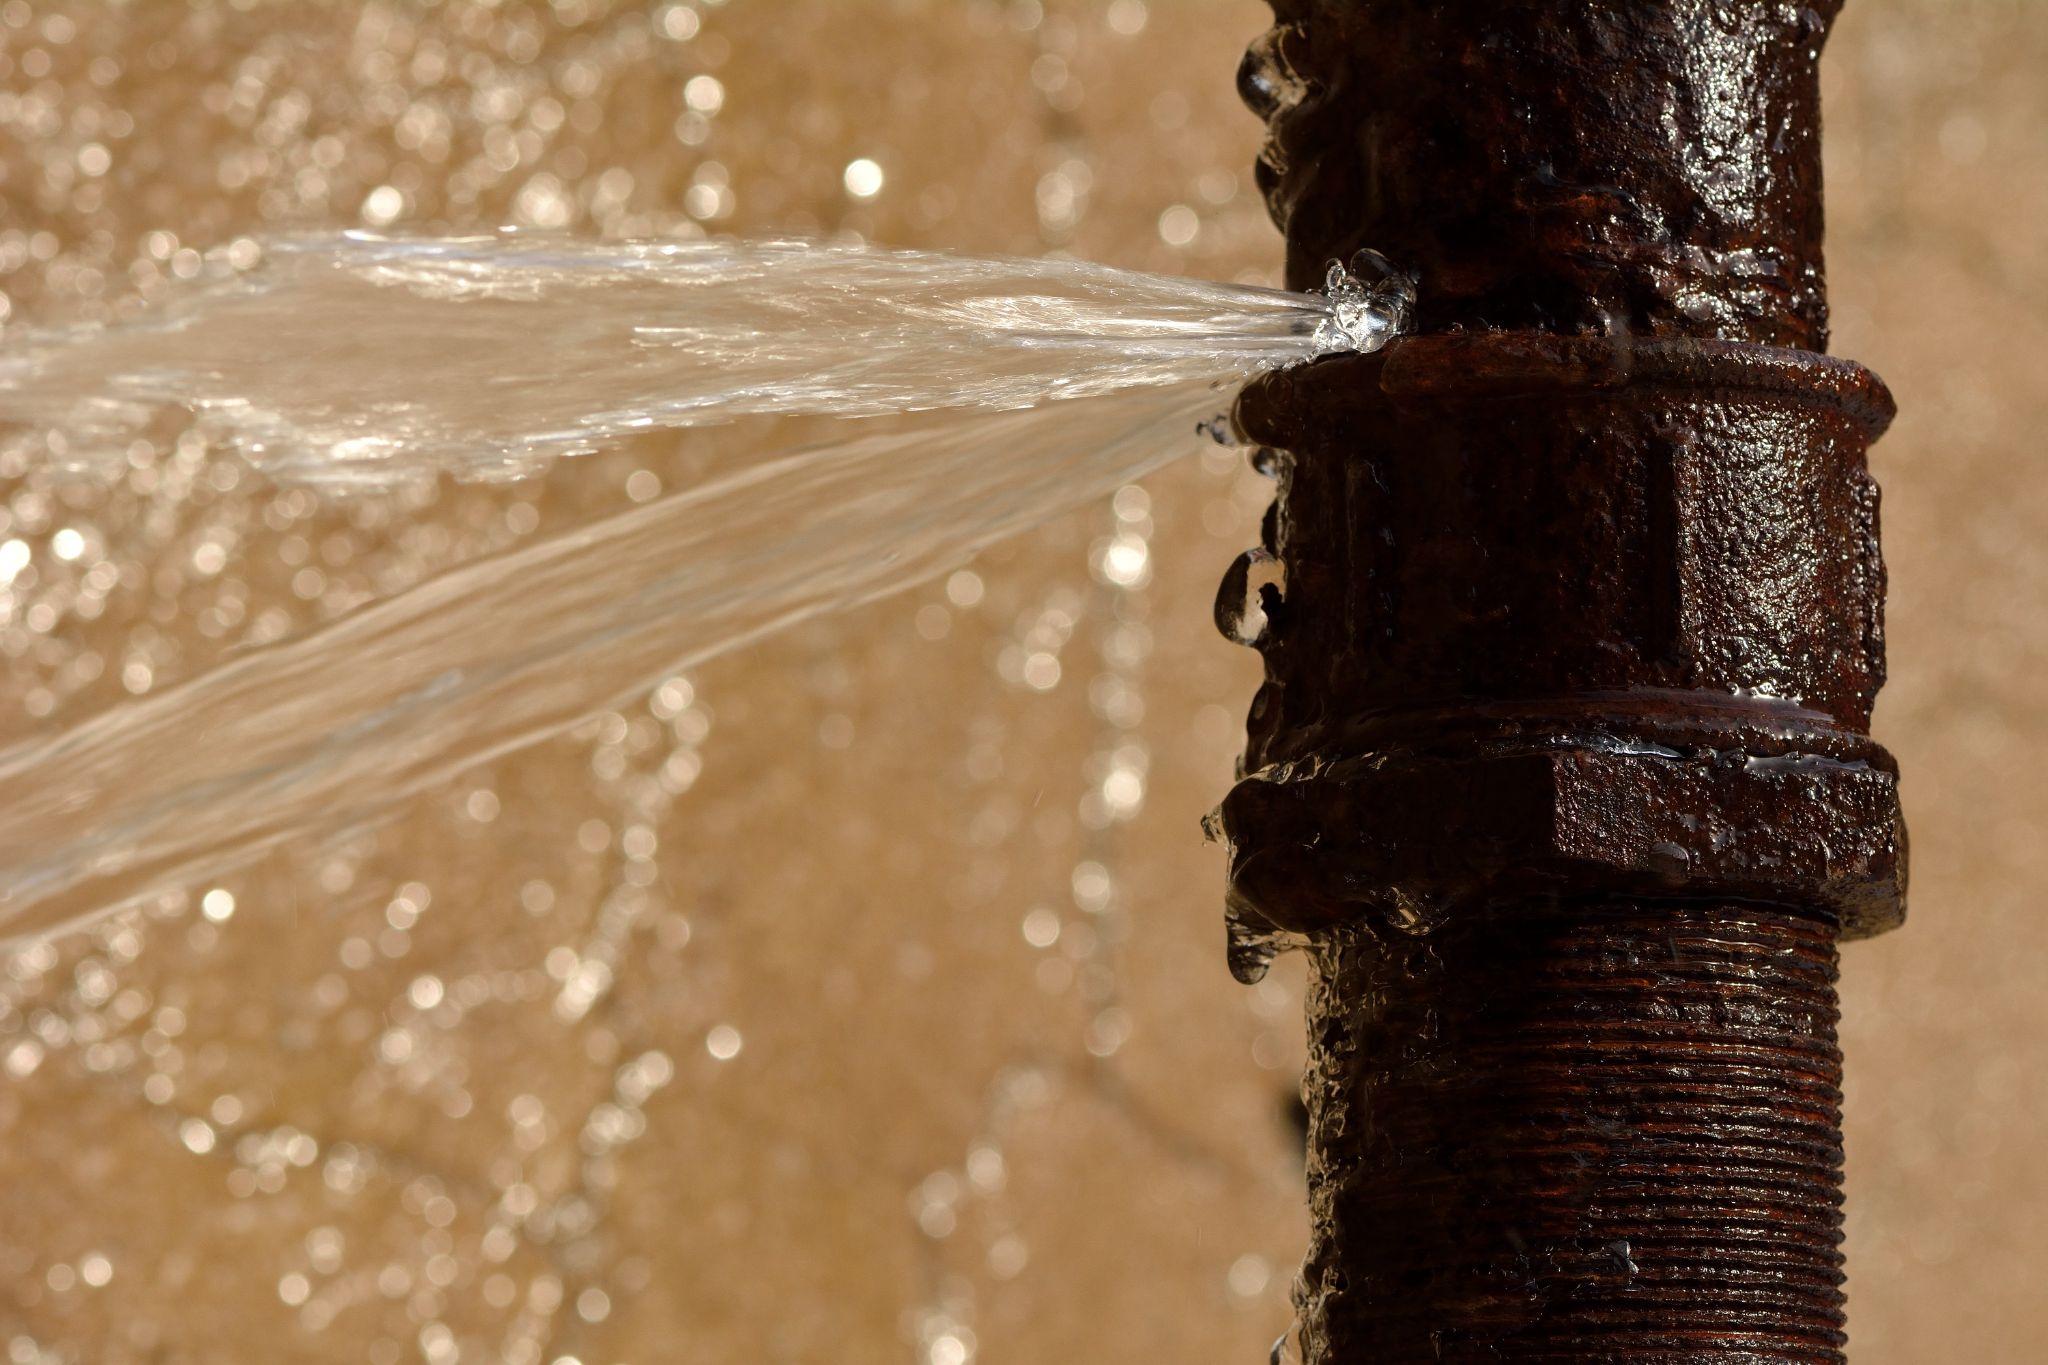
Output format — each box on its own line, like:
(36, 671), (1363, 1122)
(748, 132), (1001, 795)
(1219, 2), (1902, 1359)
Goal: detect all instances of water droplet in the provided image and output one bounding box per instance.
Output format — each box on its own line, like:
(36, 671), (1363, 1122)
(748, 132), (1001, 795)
(1647, 840), (1692, 882)
(1158, 203), (1200, 247)
(1195, 411), (1237, 445)
(1249, 445), (1287, 479)
(705, 1024), (742, 1061)
(843, 157), (885, 200)
(682, 74), (724, 113)
(1238, 27), (1307, 122)
(1228, 1252), (1272, 1298)
(1609, 1239), (1639, 1277)
(1215, 547), (1285, 647)
(1381, 891), (1446, 938)
(1226, 897), (1305, 986)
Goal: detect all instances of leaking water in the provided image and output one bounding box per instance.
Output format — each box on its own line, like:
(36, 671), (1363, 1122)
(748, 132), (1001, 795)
(0, 236), (1407, 941)
(0, 10), (1397, 1361)
(1214, 545), (1287, 648)
(1225, 900), (1315, 988)
(0, 232), (1357, 490)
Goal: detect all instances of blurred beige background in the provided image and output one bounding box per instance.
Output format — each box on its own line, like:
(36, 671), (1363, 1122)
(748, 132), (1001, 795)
(0, 1), (2039, 1361)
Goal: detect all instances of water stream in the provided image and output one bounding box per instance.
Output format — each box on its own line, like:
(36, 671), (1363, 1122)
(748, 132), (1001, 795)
(0, 236), (1405, 942)
(0, 232), (1352, 489)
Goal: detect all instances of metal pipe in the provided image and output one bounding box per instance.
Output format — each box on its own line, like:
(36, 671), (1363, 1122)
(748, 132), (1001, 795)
(1215, 3), (1905, 1359)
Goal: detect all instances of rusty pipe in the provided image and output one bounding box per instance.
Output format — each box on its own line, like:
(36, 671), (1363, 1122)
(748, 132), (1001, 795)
(1214, 3), (1905, 1360)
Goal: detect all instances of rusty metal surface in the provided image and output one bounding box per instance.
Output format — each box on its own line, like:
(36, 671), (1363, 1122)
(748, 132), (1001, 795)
(1220, 1), (1904, 1359)
(1298, 901), (1848, 1361)
(1228, 337), (1904, 943)
(1244, 0), (1841, 346)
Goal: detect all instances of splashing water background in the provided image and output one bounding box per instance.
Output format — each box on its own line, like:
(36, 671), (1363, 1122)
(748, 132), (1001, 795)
(0, 3), (2039, 1365)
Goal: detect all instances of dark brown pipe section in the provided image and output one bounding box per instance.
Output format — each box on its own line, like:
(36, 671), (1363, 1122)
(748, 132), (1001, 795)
(1242, 0), (1841, 346)
(1215, 3), (1905, 1360)
(1300, 902), (1848, 1361)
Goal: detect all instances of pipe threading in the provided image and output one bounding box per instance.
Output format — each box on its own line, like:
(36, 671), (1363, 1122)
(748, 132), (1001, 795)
(1296, 901), (1846, 1363)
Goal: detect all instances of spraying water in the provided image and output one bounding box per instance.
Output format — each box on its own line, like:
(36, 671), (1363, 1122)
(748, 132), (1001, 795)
(0, 236), (1409, 940)
(0, 233), (1385, 489)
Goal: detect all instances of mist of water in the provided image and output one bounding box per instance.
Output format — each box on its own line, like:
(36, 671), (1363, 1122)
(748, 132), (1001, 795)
(0, 236), (1409, 940)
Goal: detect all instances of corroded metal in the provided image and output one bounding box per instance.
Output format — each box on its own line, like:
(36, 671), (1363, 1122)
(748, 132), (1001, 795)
(1217, 3), (1904, 1360)
(1242, 0), (1842, 346)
